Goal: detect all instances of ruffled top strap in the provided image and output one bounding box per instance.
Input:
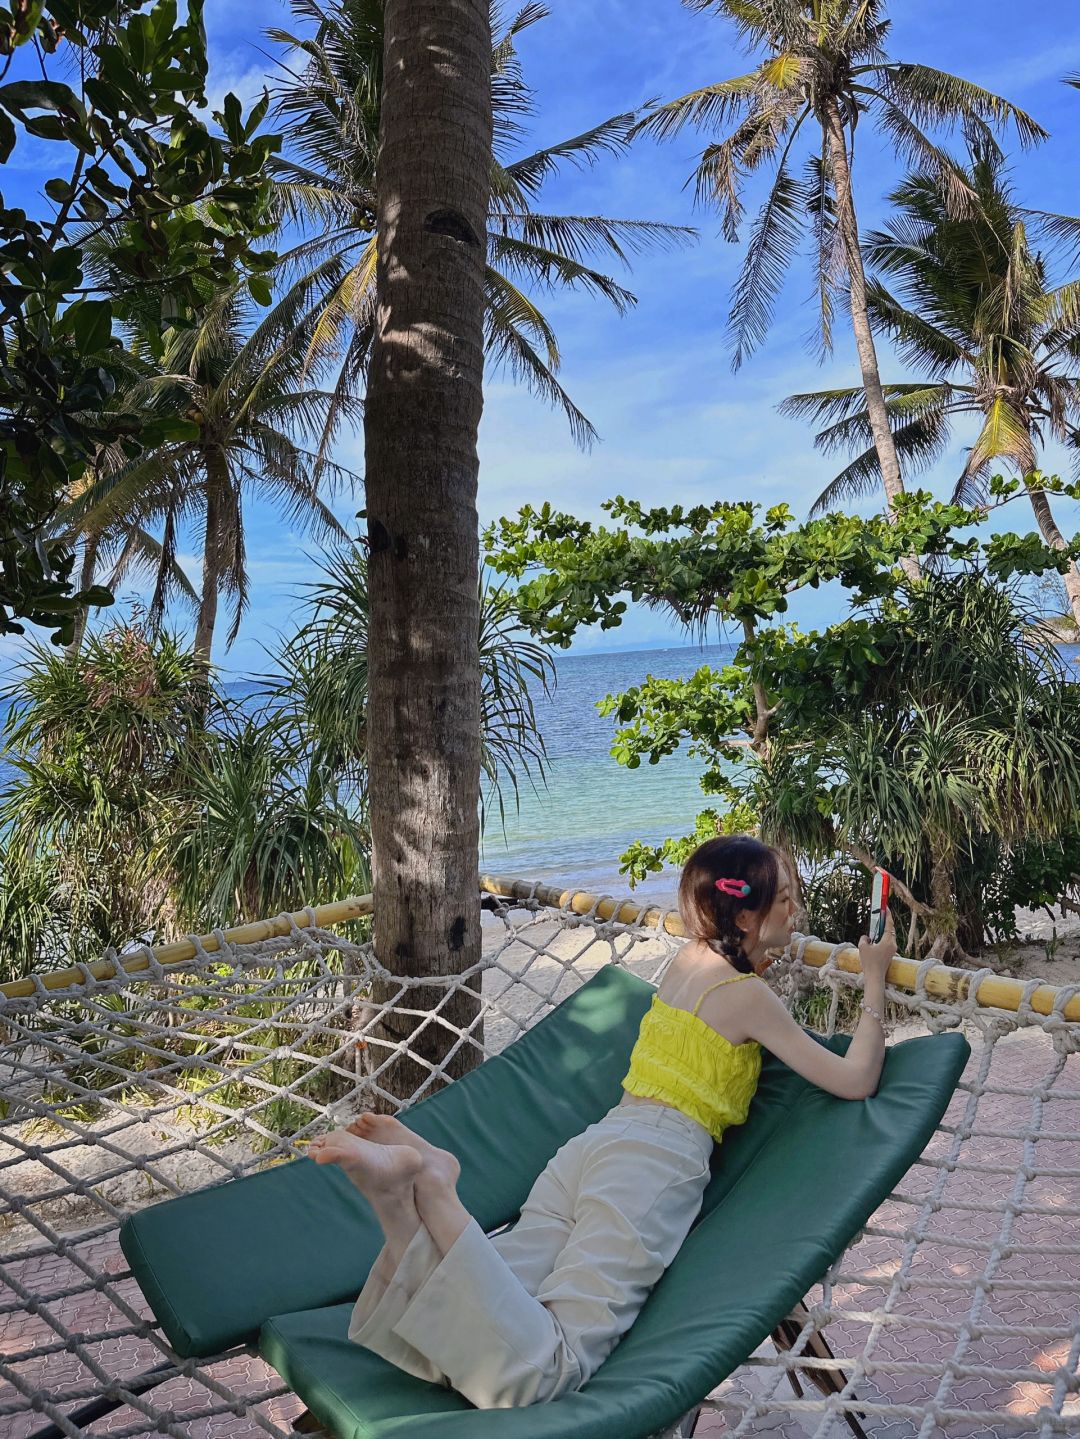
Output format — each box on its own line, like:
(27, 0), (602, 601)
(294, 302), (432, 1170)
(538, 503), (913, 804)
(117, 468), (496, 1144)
(690, 972), (758, 1017)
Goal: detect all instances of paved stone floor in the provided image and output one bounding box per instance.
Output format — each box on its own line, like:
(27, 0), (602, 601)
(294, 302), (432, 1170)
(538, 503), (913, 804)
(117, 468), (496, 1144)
(2, 1029), (1077, 1438)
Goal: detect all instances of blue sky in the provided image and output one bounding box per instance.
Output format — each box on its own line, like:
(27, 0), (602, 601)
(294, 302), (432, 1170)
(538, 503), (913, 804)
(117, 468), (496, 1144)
(7, 0), (1080, 671)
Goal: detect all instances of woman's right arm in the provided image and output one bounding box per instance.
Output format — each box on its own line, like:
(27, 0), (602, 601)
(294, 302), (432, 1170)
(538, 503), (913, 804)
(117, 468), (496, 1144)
(743, 912), (897, 1100)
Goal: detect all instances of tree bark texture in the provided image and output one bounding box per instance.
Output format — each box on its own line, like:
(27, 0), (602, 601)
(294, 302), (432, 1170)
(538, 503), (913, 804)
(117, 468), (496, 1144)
(193, 448), (226, 667)
(66, 529), (102, 658)
(1025, 480), (1080, 627)
(821, 99), (918, 579)
(362, 0), (492, 1105)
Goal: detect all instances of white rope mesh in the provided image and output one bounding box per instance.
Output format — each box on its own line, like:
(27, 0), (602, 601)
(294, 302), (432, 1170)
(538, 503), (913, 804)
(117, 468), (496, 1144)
(0, 884), (1077, 1438)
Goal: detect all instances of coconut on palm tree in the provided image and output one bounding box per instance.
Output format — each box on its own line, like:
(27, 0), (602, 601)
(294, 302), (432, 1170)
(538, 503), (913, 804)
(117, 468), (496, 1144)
(635, 0), (1045, 515)
(265, 0), (690, 449)
(781, 146), (1080, 624)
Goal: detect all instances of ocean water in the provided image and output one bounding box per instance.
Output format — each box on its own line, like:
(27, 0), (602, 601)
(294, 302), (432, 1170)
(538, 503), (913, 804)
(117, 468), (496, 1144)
(3, 640), (1079, 913)
(479, 643), (731, 904)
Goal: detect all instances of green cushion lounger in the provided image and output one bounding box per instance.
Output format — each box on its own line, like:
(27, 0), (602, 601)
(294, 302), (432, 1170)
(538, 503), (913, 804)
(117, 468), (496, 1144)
(120, 965), (970, 1439)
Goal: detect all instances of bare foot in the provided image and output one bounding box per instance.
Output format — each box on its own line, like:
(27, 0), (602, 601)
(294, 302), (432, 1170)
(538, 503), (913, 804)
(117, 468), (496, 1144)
(349, 1113), (432, 1154)
(349, 1114), (461, 1192)
(309, 1127), (423, 1197)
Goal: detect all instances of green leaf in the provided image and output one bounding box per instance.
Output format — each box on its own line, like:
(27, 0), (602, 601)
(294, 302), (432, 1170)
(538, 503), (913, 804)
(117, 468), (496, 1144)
(0, 110), (15, 162)
(245, 89), (270, 139)
(44, 177), (73, 203)
(78, 192), (109, 221)
(63, 298), (113, 354)
(219, 91), (243, 145)
(22, 114), (67, 141)
(248, 274), (272, 306)
(0, 79), (84, 120)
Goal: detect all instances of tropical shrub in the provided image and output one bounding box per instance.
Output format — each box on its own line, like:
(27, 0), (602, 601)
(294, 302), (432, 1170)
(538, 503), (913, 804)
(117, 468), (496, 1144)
(486, 484), (1080, 960)
(0, 621), (209, 979)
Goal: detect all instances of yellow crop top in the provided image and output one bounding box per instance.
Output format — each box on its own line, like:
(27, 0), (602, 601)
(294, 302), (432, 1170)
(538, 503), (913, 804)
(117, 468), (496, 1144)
(621, 974), (762, 1142)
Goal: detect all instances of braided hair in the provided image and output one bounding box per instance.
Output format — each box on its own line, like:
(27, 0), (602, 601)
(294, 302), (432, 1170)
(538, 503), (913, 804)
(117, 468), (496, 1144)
(678, 834), (782, 974)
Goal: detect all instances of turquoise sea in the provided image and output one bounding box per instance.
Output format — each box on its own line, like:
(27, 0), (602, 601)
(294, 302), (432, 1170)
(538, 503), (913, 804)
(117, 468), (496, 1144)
(480, 639), (1080, 906)
(479, 643), (731, 904)
(2, 640), (1079, 913)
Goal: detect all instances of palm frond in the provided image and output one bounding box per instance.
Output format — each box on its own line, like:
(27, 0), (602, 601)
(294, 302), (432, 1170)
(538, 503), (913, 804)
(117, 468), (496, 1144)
(963, 394), (1036, 480)
(630, 72), (761, 142)
(729, 159), (806, 369)
(489, 234), (637, 312)
(804, 148), (842, 356)
(491, 212), (694, 265)
(484, 269), (597, 448)
(872, 64), (1048, 148)
(864, 277), (970, 375)
(809, 410), (954, 515)
(503, 112), (640, 199)
(860, 90), (981, 213)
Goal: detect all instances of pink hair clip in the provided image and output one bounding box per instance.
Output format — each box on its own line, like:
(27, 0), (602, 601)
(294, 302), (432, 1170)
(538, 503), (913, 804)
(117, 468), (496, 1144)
(715, 877), (751, 898)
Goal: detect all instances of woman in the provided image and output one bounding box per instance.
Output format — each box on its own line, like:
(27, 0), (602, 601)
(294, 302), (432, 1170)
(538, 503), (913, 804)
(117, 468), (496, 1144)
(310, 834), (897, 1408)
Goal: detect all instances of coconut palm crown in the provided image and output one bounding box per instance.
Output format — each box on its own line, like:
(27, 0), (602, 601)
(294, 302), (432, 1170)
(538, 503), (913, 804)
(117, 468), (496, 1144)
(266, 0), (692, 448)
(781, 146), (1080, 622)
(634, 0), (1045, 511)
(62, 276), (358, 663)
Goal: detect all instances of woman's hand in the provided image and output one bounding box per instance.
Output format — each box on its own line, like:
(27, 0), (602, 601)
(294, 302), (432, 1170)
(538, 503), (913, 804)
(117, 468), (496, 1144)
(858, 908), (897, 985)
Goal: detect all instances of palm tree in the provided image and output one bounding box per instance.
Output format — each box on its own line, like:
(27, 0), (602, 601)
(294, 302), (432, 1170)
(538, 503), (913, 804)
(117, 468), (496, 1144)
(781, 148), (1080, 624)
(266, 548), (554, 822)
(63, 279), (359, 665)
(360, 0), (492, 1103)
(265, 0), (689, 450)
(635, 0), (1045, 515)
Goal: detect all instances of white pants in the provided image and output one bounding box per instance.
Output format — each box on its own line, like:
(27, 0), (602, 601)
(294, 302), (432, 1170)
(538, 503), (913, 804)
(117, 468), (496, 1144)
(348, 1101), (714, 1409)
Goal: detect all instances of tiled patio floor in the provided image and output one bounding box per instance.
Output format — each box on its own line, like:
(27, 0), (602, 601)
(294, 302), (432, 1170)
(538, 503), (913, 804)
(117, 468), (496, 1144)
(2, 1030), (1077, 1438)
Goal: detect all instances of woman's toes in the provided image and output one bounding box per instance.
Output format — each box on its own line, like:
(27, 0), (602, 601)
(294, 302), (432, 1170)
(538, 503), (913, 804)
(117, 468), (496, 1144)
(309, 1128), (423, 1193)
(353, 1113), (428, 1151)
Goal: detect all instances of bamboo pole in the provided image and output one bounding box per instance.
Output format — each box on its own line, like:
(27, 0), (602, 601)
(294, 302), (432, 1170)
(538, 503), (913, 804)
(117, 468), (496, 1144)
(5, 875), (1078, 1024)
(0, 896), (373, 1001)
(479, 875), (1080, 1023)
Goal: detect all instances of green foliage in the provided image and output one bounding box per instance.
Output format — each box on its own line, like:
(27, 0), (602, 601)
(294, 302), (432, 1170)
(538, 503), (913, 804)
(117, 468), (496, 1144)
(265, 547), (555, 833)
(487, 488), (1080, 954)
(619, 804), (757, 885)
(800, 858), (871, 951)
(487, 488), (1080, 650)
(169, 713), (370, 935)
(0, 620), (209, 978)
(977, 828), (1080, 943)
(0, 0), (280, 643)
(265, 0), (690, 448)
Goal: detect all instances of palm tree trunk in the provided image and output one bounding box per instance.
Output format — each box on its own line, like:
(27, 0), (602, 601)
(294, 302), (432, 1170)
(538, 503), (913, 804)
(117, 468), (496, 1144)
(821, 100), (917, 577)
(194, 451), (226, 667)
(1025, 480), (1080, 627)
(66, 531), (102, 658)
(361, 0), (492, 1105)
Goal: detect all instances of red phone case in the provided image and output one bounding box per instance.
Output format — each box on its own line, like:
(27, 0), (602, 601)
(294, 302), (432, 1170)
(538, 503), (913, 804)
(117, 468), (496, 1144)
(871, 868), (890, 940)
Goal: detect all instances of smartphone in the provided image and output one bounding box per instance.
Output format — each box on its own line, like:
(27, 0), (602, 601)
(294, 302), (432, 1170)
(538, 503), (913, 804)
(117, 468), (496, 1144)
(869, 867), (891, 944)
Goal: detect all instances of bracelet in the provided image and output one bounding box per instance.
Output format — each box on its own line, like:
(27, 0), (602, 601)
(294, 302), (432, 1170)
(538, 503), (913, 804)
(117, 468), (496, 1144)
(861, 1000), (884, 1025)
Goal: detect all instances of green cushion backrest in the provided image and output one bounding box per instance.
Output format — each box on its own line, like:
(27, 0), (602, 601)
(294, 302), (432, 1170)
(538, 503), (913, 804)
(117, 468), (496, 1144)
(120, 963), (655, 1357)
(257, 1029), (971, 1439)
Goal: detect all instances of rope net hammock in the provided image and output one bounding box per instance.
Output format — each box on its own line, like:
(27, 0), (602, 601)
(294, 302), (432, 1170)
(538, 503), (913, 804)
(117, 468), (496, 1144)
(0, 877), (1078, 1439)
